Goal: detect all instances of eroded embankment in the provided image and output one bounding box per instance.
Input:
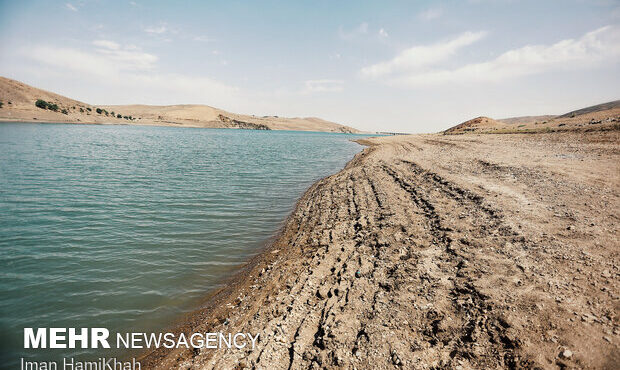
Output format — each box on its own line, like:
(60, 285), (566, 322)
(143, 131), (619, 369)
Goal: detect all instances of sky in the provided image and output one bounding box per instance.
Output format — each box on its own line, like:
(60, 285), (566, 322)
(0, 0), (619, 133)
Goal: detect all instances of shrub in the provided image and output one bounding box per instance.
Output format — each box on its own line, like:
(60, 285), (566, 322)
(35, 99), (48, 109)
(110, 111), (115, 116)
(86, 107), (92, 112)
(48, 103), (59, 112)
(79, 108), (84, 113)
(0, 101), (3, 108)
(61, 109), (68, 115)
(117, 114), (122, 118)
(96, 108), (102, 114)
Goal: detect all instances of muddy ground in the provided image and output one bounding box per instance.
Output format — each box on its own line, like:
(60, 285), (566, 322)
(143, 130), (619, 369)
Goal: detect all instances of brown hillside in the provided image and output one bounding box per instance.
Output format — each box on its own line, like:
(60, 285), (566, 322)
(444, 100), (620, 134)
(498, 115), (557, 125)
(444, 116), (505, 134)
(0, 76), (359, 133)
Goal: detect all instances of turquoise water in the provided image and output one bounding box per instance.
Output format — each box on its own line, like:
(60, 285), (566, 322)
(0, 122), (368, 365)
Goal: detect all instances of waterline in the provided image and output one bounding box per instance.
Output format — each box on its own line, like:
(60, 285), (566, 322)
(0, 123), (372, 365)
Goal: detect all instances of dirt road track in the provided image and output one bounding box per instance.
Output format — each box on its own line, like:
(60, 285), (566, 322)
(144, 130), (619, 369)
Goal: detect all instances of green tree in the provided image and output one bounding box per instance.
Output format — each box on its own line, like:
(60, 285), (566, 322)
(61, 109), (69, 115)
(48, 103), (59, 112)
(117, 114), (122, 118)
(96, 108), (103, 114)
(35, 99), (48, 109)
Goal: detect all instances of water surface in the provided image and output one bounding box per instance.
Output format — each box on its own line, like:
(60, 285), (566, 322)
(0, 123), (369, 365)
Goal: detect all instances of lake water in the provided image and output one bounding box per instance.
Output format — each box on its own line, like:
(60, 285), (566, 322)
(0, 122), (368, 365)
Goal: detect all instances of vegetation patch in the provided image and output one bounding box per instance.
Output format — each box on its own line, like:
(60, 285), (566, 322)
(35, 99), (59, 111)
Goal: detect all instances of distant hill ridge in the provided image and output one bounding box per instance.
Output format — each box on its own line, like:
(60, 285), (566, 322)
(0, 76), (360, 133)
(445, 100), (620, 134)
(443, 116), (504, 134)
(557, 100), (620, 119)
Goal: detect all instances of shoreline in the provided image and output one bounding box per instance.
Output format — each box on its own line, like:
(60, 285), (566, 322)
(140, 130), (618, 369)
(0, 119), (373, 134)
(136, 138), (377, 366)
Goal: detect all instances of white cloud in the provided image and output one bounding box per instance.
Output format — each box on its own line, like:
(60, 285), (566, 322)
(193, 35), (215, 42)
(144, 24), (168, 35)
(92, 40), (120, 50)
(19, 42), (237, 103)
(89, 41), (158, 71)
(419, 7), (442, 20)
(361, 31), (487, 79)
(65, 3), (78, 12)
(302, 79), (344, 93)
(338, 23), (369, 40)
(361, 26), (620, 87)
(379, 28), (389, 38)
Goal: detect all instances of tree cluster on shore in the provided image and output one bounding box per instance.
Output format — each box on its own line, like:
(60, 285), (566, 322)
(93, 107), (133, 120)
(35, 99), (60, 112)
(34, 99), (136, 120)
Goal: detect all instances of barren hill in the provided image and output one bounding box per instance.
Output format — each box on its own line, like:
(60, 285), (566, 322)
(443, 116), (504, 134)
(557, 100), (620, 119)
(498, 115), (557, 125)
(444, 100), (620, 134)
(0, 77), (359, 133)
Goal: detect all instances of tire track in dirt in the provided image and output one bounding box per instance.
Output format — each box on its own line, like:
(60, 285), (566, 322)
(144, 131), (619, 370)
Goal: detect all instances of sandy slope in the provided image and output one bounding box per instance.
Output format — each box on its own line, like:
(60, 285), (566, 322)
(97, 104), (359, 132)
(0, 77), (359, 133)
(445, 101), (620, 134)
(498, 115), (557, 125)
(141, 129), (619, 369)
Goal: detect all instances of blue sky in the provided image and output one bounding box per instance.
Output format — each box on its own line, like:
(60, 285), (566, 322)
(0, 0), (619, 132)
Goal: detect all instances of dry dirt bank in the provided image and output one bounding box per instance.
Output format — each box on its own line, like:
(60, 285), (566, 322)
(144, 130), (619, 369)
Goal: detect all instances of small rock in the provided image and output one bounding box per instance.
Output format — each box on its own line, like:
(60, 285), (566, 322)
(391, 351), (402, 366)
(601, 270), (611, 278)
(355, 270), (362, 278)
(560, 349), (573, 359)
(603, 336), (612, 343)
